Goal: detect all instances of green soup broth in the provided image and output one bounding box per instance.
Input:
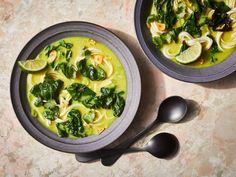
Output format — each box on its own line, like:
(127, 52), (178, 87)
(27, 36), (127, 138)
(148, 0), (236, 68)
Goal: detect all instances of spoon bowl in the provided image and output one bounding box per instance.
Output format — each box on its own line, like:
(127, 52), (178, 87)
(101, 96), (187, 166)
(158, 96), (187, 123)
(144, 133), (179, 158)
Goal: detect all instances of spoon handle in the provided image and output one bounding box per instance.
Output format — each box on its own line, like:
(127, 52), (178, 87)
(101, 119), (158, 166)
(75, 147), (144, 163)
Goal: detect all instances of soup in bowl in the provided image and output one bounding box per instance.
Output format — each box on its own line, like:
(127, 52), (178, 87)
(11, 22), (141, 153)
(135, 0), (236, 82)
(146, 0), (236, 67)
(23, 36), (127, 139)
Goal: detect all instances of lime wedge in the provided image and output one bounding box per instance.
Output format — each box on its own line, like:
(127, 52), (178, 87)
(176, 42), (202, 64)
(18, 59), (47, 72)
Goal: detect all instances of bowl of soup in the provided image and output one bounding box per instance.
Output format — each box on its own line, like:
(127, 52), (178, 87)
(135, 0), (236, 82)
(10, 21), (141, 153)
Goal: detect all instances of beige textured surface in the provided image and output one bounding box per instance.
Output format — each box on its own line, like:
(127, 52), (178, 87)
(1, 0), (236, 176)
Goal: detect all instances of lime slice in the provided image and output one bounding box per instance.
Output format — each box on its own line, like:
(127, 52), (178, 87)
(176, 42), (202, 64)
(18, 59), (47, 72)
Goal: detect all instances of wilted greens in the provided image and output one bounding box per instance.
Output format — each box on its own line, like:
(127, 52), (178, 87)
(23, 37), (127, 138)
(30, 75), (63, 106)
(147, 0), (236, 67)
(56, 109), (85, 137)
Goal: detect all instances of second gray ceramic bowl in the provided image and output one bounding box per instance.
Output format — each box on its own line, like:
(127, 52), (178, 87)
(134, 0), (236, 82)
(10, 21), (141, 153)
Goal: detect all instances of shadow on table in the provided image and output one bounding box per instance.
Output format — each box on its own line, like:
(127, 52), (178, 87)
(181, 99), (201, 123)
(106, 29), (166, 148)
(199, 71), (236, 89)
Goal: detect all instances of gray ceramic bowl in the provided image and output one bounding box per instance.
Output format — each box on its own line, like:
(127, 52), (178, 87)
(10, 21), (141, 153)
(135, 0), (236, 82)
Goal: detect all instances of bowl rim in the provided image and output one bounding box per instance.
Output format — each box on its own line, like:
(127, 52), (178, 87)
(10, 21), (141, 153)
(134, 0), (236, 83)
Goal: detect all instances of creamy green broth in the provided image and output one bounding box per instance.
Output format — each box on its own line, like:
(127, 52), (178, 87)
(148, 0), (236, 68)
(27, 36), (127, 138)
(161, 34), (235, 68)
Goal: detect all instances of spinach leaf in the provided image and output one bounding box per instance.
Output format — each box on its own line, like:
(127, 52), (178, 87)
(30, 75), (63, 105)
(56, 109), (85, 137)
(77, 47), (106, 80)
(98, 87), (125, 116)
(153, 0), (177, 29)
(146, 14), (158, 26)
(160, 33), (172, 44)
(183, 13), (201, 37)
(87, 65), (99, 81)
(31, 77), (62, 120)
(65, 50), (72, 62)
(101, 87), (116, 96)
(34, 97), (43, 107)
(191, 0), (201, 13)
(169, 27), (182, 42)
(203, 0), (211, 7)
(44, 105), (59, 121)
(152, 27), (182, 48)
(210, 56), (218, 63)
(81, 47), (92, 60)
(59, 40), (73, 49)
(152, 36), (163, 48)
(82, 96), (102, 109)
(209, 11), (232, 31)
(44, 99), (57, 109)
(112, 92), (125, 117)
(98, 87), (116, 109)
(44, 40), (73, 56)
(211, 1), (230, 13)
(77, 59), (87, 76)
(65, 109), (85, 137)
(97, 66), (106, 80)
(207, 1), (232, 31)
(198, 14), (208, 26)
(83, 111), (95, 123)
(191, 0), (207, 15)
(56, 121), (68, 137)
(66, 83), (96, 102)
(66, 84), (126, 117)
(43, 99), (59, 121)
(210, 44), (220, 55)
(77, 59), (106, 81)
(180, 41), (189, 53)
(176, 4), (184, 15)
(55, 62), (75, 79)
(176, 41), (189, 57)
(208, 35), (221, 62)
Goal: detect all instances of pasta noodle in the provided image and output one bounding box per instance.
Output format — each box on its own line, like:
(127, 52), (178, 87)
(103, 58), (113, 77)
(150, 22), (165, 35)
(226, 0), (236, 8)
(87, 47), (102, 55)
(179, 32), (213, 50)
(59, 90), (72, 117)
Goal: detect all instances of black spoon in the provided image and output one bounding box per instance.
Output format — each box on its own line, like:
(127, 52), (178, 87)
(138, 132), (179, 158)
(101, 96), (187, 166)
(75, 96), (187, 164)
(75, 133), (179, 162)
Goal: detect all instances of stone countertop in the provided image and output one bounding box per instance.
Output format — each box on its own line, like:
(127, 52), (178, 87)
(1, 0), (236, 176)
